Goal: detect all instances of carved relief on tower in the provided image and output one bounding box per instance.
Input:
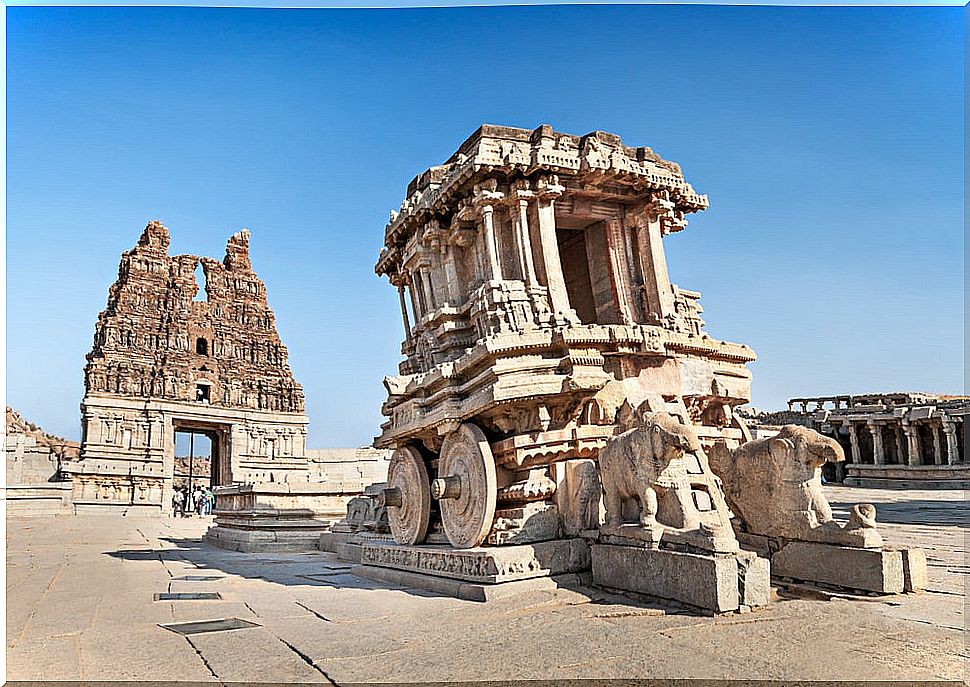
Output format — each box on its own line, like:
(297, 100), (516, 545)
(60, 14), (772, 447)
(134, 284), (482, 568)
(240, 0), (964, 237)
(82, 221), (305, 414)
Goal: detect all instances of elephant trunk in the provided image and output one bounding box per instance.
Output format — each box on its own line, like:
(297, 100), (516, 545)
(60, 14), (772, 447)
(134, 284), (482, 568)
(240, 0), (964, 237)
(809, 433), (845, 465)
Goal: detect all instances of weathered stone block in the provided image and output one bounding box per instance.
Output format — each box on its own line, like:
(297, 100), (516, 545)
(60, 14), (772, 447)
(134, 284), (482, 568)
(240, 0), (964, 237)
(591, 544), (741, 613)
(771, 541), (904, 594)
(737, 550), (771, 607)
(352, 564), (589, 601)
(202, 527), (323, 553)
(319, 531), (355, 553)
(897, 547), (928, 592)
(335, 542), (363, 563)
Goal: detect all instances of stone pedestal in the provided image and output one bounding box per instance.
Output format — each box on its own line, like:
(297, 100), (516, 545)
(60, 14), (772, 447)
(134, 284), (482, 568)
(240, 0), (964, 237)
(358, 538), (590, 584)
(591, 544), (769, 614)
(203, 482), (348, 553)
(770, 541), (907, 594)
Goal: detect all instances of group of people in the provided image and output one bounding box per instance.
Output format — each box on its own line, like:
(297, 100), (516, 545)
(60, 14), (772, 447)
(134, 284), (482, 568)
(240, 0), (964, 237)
(171, 485), (216, 517)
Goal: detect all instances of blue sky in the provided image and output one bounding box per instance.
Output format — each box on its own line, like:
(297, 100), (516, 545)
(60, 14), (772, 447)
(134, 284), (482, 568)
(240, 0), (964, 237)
(7, 5), (963, 447)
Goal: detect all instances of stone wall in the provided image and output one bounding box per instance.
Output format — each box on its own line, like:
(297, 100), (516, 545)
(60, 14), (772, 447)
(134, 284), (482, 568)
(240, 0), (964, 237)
(306, 447), (391, 492)
(5, 407), (77, 514)
(6, 407), (77, 484)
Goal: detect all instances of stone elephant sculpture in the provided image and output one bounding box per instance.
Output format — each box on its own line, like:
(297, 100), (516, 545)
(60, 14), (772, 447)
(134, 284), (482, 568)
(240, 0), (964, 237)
(598, 411), (702, 542)
(709, 424), (880, 546)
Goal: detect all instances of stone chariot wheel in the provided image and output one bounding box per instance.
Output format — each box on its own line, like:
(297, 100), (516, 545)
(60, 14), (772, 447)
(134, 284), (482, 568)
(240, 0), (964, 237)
(383, 445), (431, 545)
(433, 423), (497, 549)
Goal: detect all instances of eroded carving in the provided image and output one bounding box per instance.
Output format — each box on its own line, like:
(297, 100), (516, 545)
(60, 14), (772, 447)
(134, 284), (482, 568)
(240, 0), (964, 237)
(709, 425), (882, 548)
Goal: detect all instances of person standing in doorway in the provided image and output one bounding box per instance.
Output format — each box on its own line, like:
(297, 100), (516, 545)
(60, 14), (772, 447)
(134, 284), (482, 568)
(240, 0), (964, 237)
(172, 487), (184, 518)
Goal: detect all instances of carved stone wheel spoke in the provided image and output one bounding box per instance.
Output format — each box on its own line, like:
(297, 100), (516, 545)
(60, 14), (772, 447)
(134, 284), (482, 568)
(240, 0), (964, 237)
(385, 445), (431, 546)
(436, 423), (497, 549)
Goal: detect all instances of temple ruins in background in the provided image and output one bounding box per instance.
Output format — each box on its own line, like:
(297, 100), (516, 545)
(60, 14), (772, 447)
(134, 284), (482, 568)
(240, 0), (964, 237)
(746, 392), (967, 489)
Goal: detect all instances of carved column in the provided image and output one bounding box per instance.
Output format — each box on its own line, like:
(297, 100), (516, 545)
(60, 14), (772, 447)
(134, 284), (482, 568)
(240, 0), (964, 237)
(423, 221), (454, 308)
(440, 244), (460, 307)
(408, 274), (424, 322)
(943, 420), (959, 465)
(932, 421), (943, 465)
(393, 274), (413, 346)
(419, 266), (435, 314)
(474, 180), (505, 281)
(848, 422), (861, 464)
(603, 216), (637, 325)
(902, 420), (920, 466)
(480, 205), (503, 280)
(895, 424), (906, 465)
(632, 197), (676, 322)
(509, 180), (539, 288)
(867, 420), (884, 465)
(534, 175), (574, 319)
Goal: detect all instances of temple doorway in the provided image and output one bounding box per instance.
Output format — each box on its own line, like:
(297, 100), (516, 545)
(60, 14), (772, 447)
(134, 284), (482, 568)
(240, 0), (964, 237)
(173, 430), (213, 490)
(172, 420), (233, 489)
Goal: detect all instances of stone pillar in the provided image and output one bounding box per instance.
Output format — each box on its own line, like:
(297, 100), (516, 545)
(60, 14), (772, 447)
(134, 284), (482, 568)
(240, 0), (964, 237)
(509, 181), (539, 288)
(419, 267), (436, 313)
(408, 278), (423, 322)
(895, 424), (906, 465)
(604, 216), (637, 325)
(395, 280), (413, 346)
(631, 197), (676, 322)
(943, 420), (959, 465)
(479, 205), (503, 281)
(423, 221), (453, 308)
(867, 420), (884, 465)
(440, 243), (460, 307)
(848, 423), (861, 464)
(534, 175), (574, 318)
(902, 420), (920, 466)
(932, 422), (942, 465)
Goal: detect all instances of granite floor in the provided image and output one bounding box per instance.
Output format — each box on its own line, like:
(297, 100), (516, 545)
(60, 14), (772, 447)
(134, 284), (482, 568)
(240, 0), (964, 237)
(6, 486), (967, 683)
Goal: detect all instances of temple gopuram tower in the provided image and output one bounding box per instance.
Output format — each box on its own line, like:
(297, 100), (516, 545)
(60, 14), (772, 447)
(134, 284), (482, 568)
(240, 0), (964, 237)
(69, 221), (309, 513)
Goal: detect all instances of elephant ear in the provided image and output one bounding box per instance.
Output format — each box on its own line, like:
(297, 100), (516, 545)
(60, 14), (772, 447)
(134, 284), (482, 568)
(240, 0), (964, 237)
(767, 437), (795, 464)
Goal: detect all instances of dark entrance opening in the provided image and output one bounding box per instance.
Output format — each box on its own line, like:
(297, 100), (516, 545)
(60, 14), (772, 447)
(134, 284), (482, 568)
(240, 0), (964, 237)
(196, 337), (209, 356)
(196, 383), (211, 403)
(557, 227), (596, 324)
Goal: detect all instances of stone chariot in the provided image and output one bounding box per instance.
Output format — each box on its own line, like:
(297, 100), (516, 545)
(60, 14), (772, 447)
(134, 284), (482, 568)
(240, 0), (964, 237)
(374, 124), (755, 552)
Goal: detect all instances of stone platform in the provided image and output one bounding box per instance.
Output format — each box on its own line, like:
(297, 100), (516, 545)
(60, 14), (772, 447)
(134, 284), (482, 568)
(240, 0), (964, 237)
(843, 464), (970, 490)
(737, 530), (927, 595)
(203, 482), (345, 553)
(5, 482), (74, 516)
(352, 564), (591, 601)
(357, 538), (591, 584)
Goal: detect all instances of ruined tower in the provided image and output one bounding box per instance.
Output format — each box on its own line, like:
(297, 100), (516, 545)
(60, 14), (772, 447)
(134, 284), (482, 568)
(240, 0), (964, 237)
(69, 221), (309, 512)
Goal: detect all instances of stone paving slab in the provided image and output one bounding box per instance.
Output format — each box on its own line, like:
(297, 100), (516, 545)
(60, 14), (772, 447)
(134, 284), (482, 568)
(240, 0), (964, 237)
(6, 486), (967, 682)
